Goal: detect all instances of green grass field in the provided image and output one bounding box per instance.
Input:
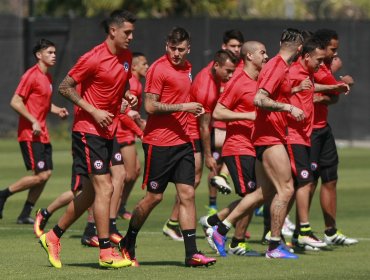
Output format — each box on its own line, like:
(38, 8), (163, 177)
(0, 139), (370, 279)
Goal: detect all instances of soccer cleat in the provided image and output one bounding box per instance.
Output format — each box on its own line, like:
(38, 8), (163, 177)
(185, 251), (216, 267)
(119, 244), (139, 267)
(228, 242), (261, 257)
(205, 227), (218, 252)
(110, 231), (123, 245)
(211, 226), (227, 257)
(254, 205), (264, 217)
(17, 216), (35, 224)
(39, 233), (62, 268)
(0, 195), (7, 219)
(118, 210), (132, 220)
(199, 215), (211, 234)
(210, 175), (232, 195)
(265, 244), (298, 259)
(163, 221), (183, 241)
(205, 205), (218, 216)
(34, 209), (50, 238)
(99, 247), (132, 269)
(284, 216), (296, 231)
(282, 223), (293, 237)
(292, 235), (320, 252)
(81, 235), (99, 247)
(298, 232), (327, 248)
(324, 231), (359, 245)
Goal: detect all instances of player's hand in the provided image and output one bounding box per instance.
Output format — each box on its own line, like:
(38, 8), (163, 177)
(32, 121), (41, 136)
(125, 91), (138, 108)
(91, 109), (114, 128)
(127, 109), (140, 120)
(289, 105), (305, 121)
(340, 75), (354, 86)
(58, 107), (69, 119)
(336, 83), (350, 95)
(182, 102), (204, 117)
(299, 77), (312, 91)
(205, 155), (218, 174)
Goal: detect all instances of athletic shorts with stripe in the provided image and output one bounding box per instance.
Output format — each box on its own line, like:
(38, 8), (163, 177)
(191, 138), (203, 154)
(141, 142), (195, 194)
(110, 137), (124, 166)
(223, 155), (257, 197)
(72, 132), (117, 175)
(310, 124), (338, 183)
(287, 144), (314, 187)
(19, 141), (53, 173)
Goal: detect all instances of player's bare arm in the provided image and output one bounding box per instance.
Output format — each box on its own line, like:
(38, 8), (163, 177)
(213, 102), (256, 121)
(314, 82), (349, 95)
(313, 93), (339, 105)
(50, 104), (69, 119)
(59, 75), (114, 128)
(254, 88), (305, 121)
(144, 92), (183, 114)
(291, 77), (312, 94)
(199, 113), (217, 173)
(10, 94), (41, 136)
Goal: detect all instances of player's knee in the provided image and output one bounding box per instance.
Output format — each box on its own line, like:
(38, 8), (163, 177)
(36, 170), (52, 184)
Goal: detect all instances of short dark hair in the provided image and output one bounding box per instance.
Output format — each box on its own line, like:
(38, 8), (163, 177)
(280, 28), (304, 45)
(32, 38), (55, 58)
(301, 37), (326, 57)
(223, 29), (244, 44)
(313, 29), (338, 47)
(213, 49), (239, 66)
(166, 27), (191, 45)
(132, 52), (145, 58)
(101, 10), (136, 34)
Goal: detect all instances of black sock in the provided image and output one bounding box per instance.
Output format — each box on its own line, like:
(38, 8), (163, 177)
(325, 227), (337, 237)
(207, 214), (221, 226)
(230, 237), (245, 248)
(269, 239), (281, 250)
(120, 224), (139, 258)
(217, 222), (231, 236)
(209, 196), (217, 207)
(118, 203), (126, 215)
(18, 200), (34, 218)
(41, 208), (51, 219)
(109, 218), (117, 233)
(182, 229), (198, 258)
(0, 188), (12, 199)
(52, 225), (65, 239)
(299, 224), (311, 236)
(99, 238), (111, 249)
(83, 222), (96, 236)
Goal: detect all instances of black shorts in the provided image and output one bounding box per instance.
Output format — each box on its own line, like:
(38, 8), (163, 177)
(310, 125), (338, 182)
(118, 140), (136, 148)
(223, 155), (257, 196)
(19, 141), (53, 173)
(110, 137), (124, 166)
(255, 145), (270, 162)
(287, 144), (314, 187)
(191, 139), (203, 154)
(72, 132), (113, 175)
(142, 142), (195, 193)
(70, 165), (83, 192)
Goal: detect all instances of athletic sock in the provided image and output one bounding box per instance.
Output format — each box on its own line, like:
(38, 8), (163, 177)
(83, 222), (96, 236)
(41, 208), (52, 219)
(18, 200), (34, 218)
(217, 219), (232, 236)
(98, 238), (111, 249)
(167, 219), (179, 228)
(209, 196), (217, 207)
(325, 227), (337, 237)
(121, 224), (139, 258)
(207, 214), (222, 226)
(230, 237), (245, 248)
(182, 229), (197, 258)
(0, 188), (12, 199)
(219, 172), (229, 182)
(299, 223), (311, 235)
(109, 218), (118, 233)
(52, 225), (65, 239)
(269, 237), (281, 250)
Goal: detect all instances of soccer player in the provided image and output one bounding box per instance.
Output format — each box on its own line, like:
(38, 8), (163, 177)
(311, 29), (358, 245)
(37, 10), (138, 269)
(201, 41), (268, 257)
(0, 39), (68, 223)
(287, 37), (328, 250)
(117, 52), (149, 220)
(118, 27), (216, 267)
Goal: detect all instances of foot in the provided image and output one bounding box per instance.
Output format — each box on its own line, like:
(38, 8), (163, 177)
(163, 220), (183, 241)
(34, 209), (50, 238)
(0, 194), (7, 219)
(185, 251), (216, 267)
(99, 247), (132, 269)
(39, 233), (62, 268)
(17, 216), (35, 224)
(109, 231), (123, 245)
(81, 235), (99, 247)
(118, 242), (139, 267)
(199, 215), (211, 235)
(265, 244), (298, 259)
(210, 175), (232, 195)
(284, 216), (296, 231)
(228, 242), (261, 257)
(204, 227), (217, 252)
(211, 226), (227, 257)
(298, 232), (327, 248)
(324, 230), (358, 245)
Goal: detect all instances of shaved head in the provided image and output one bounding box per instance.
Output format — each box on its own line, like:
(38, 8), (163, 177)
(241, 41), (265, 60)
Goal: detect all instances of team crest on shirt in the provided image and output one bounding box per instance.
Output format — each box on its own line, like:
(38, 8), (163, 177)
(188, 72), (192, 82)
(300, 170), (309, 179)
(94, 160), (103, 170)
(123, 62), (130, 72)
(310, 162), (318, 171)
(212, 151), (220, 160)
(150, 181), (159, 190)
(37, 161), (45, 169)
(114, 153), (122, 162)
(248, 181), (256, 191)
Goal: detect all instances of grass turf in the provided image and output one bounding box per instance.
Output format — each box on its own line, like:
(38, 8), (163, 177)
(0, 139), (370, 279)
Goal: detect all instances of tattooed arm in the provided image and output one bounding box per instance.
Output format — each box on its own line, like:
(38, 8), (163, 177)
(253, 88), (305, 121)
(58, 75), (114, 128)
(144, 92), (204, 116)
